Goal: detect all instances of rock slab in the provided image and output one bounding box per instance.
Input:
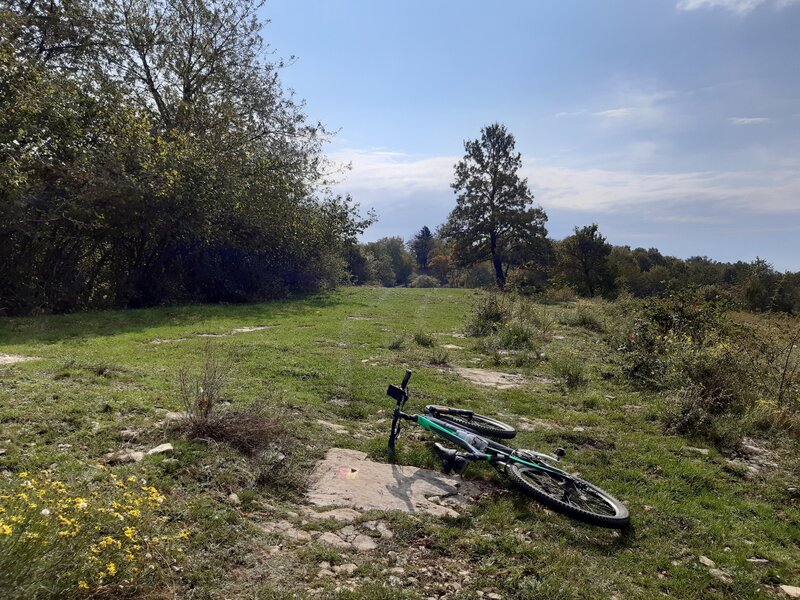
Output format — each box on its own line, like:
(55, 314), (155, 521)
(306, 448), (466, 517)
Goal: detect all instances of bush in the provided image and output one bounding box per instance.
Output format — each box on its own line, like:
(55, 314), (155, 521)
(388, 336), (405, 350)
(430, 349), (450, 365)
(565, 305), (606, 333)
(496, 321), (536, 350)
(410, 274), (440, 288)
(0, 472), (183, 598)
(179, 343), (285, 456)
(615, 289), (792, 445)
(414, 331), (435, 347)
(465, 294), (511, 337)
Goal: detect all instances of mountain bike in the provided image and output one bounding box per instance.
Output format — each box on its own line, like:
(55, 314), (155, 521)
(387, 370), (630, 528)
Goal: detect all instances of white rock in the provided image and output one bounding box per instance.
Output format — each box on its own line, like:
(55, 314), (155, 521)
(352, 534), (377, 551)
(709, 568), (732, 584)
(699, 556), (716, 568)
(334, 563), (357, 576)
(112, 450), (145, 464)
(147, 443), (174, 456)
(684, 446), (709, 456)
(780, 585), (800, 598)
(227, 493), (241, 506)
(746, 558), (769, 565)
(317, 569), (335, 578)
(318, 532), (351, 549)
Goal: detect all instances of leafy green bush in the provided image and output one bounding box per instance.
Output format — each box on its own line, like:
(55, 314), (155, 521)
(410, 274), (440, 288)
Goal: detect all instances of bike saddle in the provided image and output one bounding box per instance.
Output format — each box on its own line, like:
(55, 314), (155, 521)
(433, 443), (469, 475)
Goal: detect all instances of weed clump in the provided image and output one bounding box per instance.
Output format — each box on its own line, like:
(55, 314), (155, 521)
(179, 343), (286, 456)
(430, 349), (450, 365)
(551, 354), (587, 390)
(465, 294), (511, 336)
(388, 335), (405, 350)
(410, 274), (440, 288)
(413, 331), (435, 347)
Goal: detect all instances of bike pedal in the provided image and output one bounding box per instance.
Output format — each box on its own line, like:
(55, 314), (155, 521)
(433, 442), (458, 475)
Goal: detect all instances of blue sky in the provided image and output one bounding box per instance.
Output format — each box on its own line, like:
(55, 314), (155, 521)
(261, 0), (800, 270)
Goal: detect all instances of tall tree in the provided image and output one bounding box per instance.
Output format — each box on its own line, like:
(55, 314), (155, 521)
(557, 224), (617, 297)
(410, 225), (434, 269)
(444, 123), (548, 289)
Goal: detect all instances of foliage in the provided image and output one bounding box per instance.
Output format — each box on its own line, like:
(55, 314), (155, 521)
(556, 224), (618, 298)
(618, 290), (800, 444)
(0, 471), (182, 599)
(363, 238), (415, 287)
(464, 294), (511, 336)
(410, 274), (440, 288)
(409, 226), (435, 270)
(443, 123), (550, 289)
(0, 1), (371, 315)
(413, 330), (435, 347)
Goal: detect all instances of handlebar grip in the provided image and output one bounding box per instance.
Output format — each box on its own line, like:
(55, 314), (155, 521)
(401, 369), (412, 390)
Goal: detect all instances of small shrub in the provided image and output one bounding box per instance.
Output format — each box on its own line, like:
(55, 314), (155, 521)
(388, 336), (405, 350)
(496, 321), (535, 350)
(551, 354), (587, 390)
(566, 305), (606, 333)
(414, 331), (435, 347)
(430, 349), (450, 365)
(410, 274), (440, 288)
(513, 351), (541, 368)
(465, 294), (511, 337)
(179, 341), (229, 427)
(179, 344), (286, 456)
(541, 286), (577, 304)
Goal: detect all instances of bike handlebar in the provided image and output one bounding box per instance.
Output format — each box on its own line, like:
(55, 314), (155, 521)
(401, 369), (412, 390)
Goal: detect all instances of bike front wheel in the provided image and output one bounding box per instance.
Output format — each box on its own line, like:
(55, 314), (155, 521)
(508, 463), (630, 528)
(430, 408), (516, 439)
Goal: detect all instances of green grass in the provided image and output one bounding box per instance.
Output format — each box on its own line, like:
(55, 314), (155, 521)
(1, 287), (798, 599)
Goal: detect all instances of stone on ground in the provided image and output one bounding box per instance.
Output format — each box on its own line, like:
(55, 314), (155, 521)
(453, 367), (526, 389)
(780, 585), (800, 598)
(0, 354), (38, 365)
(306, 448), (472, 517)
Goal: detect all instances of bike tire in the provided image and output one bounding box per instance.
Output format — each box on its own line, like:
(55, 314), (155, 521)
(433, 410), (517, 439)
(508, 463), (630, 528)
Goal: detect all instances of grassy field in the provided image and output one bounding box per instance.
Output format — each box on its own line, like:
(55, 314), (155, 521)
(1, 287), (798, 599)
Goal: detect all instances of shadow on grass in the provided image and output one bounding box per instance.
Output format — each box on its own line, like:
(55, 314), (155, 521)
(0, 292), (346, 346)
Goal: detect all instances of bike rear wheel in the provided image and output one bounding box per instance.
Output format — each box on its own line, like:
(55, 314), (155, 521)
(430, 408), (516, 439)
(508, 463), (629, 528)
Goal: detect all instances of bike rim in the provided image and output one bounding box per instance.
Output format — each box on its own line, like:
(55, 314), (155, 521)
(518, 468), (619, 517)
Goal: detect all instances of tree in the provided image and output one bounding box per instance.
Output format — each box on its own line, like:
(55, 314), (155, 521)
(557, 224), (617, 297)
(444, 123), (548, 289)
(409, 226), (434, 270)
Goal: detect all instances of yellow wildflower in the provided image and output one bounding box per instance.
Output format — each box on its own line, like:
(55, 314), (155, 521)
(106, 562), (117, 576)
(123, 526), (136, 541)
(0, 522), (12, 536)
(78, 581), (89, 590)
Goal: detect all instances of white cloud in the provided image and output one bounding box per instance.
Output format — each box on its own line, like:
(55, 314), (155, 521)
(729, 117), (771, 125)
(593, 108), (632, 119)
(555, 109), (588, 118)
(677, 0), (799, 13)
(328, 148), (800, 215)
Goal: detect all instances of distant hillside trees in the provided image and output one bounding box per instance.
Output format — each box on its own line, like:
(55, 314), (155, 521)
(556, 224), (618, 298)
(0, 0), (370, 315)
(443, 123), (550, 289)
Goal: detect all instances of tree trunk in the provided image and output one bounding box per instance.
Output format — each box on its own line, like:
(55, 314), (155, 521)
(490, 233), (505, 289)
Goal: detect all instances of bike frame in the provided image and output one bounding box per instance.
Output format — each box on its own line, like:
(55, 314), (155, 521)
(388, 372), (566, 477)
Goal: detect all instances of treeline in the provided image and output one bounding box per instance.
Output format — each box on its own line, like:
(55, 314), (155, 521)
(0, 1), (369, 316)
(347, 226), (800, 314)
